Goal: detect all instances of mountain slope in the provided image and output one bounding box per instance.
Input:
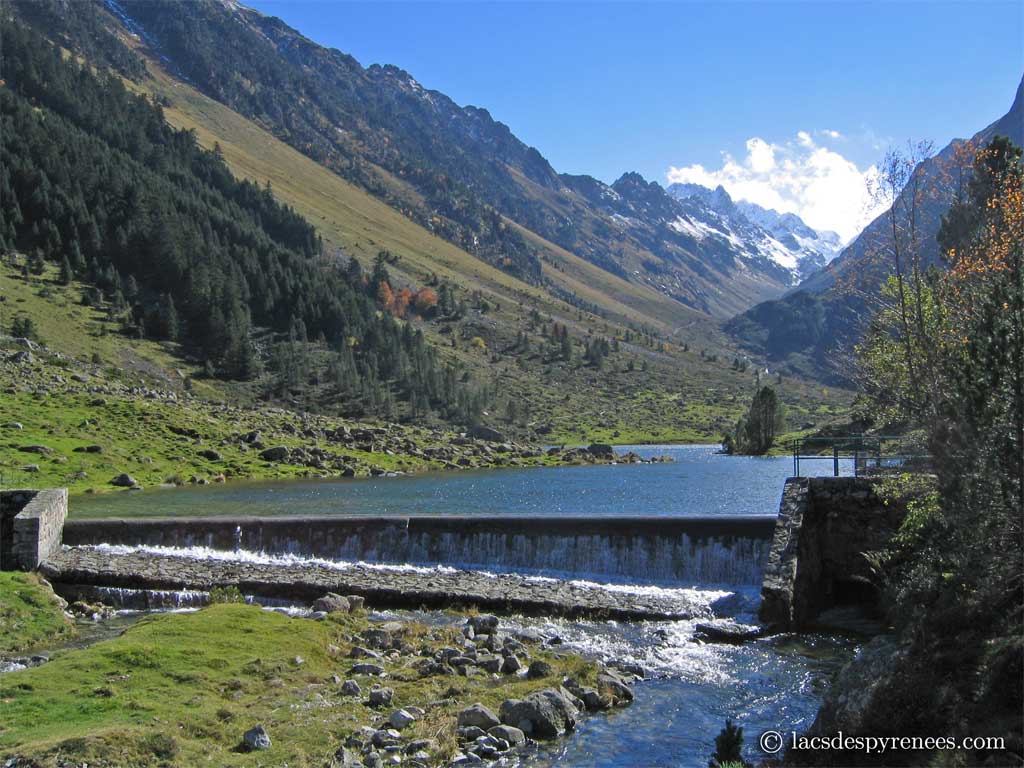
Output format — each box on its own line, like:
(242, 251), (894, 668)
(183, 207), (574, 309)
(726, 75), (1024, 380)
(43, 0), (800, 319)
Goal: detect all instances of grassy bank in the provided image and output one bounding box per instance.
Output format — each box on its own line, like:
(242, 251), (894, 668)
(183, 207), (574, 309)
(0, 572), (74, 656)
(0, 603), (600, 767)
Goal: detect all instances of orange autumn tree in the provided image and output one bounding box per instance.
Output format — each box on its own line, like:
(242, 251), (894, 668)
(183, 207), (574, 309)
(414, 287), (439, 316)
(856, 137), (1022, 744)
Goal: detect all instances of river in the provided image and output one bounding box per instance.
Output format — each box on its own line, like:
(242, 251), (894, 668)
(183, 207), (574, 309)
(65, 445), (857, 766)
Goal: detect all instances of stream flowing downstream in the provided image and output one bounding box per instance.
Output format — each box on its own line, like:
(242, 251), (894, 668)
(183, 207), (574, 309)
(59, 445), (857, 766)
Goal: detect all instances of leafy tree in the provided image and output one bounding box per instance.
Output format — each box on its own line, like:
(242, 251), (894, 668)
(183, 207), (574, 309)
(10, 315), (38, 341)
(725, 386), (785, 455)
(857, 137), (1023, 757)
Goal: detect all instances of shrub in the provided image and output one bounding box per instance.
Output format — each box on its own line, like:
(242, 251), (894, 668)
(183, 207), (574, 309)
(207, 586), (245, 604)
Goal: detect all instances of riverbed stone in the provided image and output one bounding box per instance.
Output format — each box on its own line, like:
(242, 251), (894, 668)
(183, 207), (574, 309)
(457, 703), (501, 730)
(499, 689), (578, 738)
(468, 614), (499, 634)
(597, 670), (634, 705)
(487, 724), (526, 747)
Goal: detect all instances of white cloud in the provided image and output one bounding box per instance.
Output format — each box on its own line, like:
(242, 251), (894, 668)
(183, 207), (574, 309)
(667, 132), (885, 242)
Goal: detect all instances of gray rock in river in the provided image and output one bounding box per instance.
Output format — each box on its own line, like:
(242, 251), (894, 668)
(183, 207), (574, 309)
(499, 689), (578, 738)
(487, 724), (526, 747)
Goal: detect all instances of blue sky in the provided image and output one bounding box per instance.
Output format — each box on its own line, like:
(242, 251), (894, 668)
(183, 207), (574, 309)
(244, 0), (1022, 240)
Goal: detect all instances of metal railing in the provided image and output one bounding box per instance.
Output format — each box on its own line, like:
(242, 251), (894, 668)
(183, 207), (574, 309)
(787, 435), (930, 478)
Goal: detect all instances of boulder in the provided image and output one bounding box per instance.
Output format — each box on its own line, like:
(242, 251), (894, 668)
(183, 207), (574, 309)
(110, 473), (137, 487)
(367, 686), (394, 707)
(242, 724), (271, 751)
(260, 446), (290, 462)
(388, 708), (417, 730)
(341, 679), (361, 696)
(469, 425), (506, 443)
(19, 445), (53, 455)
(597, 670), (634, 705)
(351, 663), (386, 677)
(333, 745), (361, 767)
(198, 449), (222, 461)
(312, 593), (351, 613)
(346, 595), (366, 611)
(692, 622), (764, 645)
(499, 689), (578, 738)
(458, 703), (501, 730)
(500, 655), (522, 674)
(487, 725), (526, 747)
(370, 728), (401, 747)
(563, 677), (610, 711)
(526, 660), (552, 679)
(468, 613), (500, 634)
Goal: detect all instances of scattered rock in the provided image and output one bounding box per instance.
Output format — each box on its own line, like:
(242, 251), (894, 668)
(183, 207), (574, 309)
(346, 594), (366, 611)
(198, 449), (223, 461)
(469, 425), (506, 443)
(260, 446), (290, 462)
(352, 663), (386, 677)
(468, 614), (499, 635)
(597, 670), (634, 705)
(367, 686), (394, 707)
(499, 689), (578, 738)
(388, 708), (417, 730)
(19, 445), (52, 455)
(312, 593), (351, 613)
(692, 622), (765, 645)
(526, 660), (552, 679)
(109, 473), (138, 487)
(341, 679), (361, 696)
(242, 724), (271, 751)
(487, 724), (526, 747)
(457, 703), (501, 731)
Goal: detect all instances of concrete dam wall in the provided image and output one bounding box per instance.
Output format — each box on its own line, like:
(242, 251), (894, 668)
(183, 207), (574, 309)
(62, 514), (776, 585)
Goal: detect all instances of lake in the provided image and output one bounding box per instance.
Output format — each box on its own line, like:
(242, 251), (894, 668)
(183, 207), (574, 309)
(71, 444), (853, 519)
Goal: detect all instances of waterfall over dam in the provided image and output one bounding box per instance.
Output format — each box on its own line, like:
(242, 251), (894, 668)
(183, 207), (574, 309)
(62, 515), (775, 586)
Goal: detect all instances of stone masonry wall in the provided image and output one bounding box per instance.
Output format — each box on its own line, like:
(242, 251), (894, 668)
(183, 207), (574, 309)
(0, 489), (68, 570)
(759, 477), (906, 631)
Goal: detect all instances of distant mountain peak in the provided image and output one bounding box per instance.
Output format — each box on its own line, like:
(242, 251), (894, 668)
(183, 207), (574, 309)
(666, 182), (842, 279)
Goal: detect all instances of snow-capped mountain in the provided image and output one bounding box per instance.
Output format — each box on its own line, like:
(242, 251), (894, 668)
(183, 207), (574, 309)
(667, 183), (843, 280)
